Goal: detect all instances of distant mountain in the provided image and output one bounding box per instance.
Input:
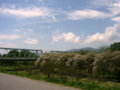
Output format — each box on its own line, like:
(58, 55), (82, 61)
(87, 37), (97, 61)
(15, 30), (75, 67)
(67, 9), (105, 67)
(66, 47), (98, 52)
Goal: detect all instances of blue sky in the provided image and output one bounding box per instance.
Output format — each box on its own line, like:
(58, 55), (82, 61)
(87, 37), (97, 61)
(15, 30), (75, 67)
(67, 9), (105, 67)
(0, 0), (120, 52)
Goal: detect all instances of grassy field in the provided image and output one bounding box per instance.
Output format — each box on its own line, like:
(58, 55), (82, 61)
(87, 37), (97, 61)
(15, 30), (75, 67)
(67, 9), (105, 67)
(0, 65), (120, 90)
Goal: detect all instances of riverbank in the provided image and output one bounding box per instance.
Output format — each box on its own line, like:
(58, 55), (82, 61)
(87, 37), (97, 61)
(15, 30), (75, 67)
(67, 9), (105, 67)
(0, 65), (120, 90)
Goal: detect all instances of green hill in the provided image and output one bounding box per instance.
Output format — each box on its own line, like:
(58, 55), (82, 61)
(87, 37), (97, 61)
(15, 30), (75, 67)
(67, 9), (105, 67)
(66, 47), (98, 52)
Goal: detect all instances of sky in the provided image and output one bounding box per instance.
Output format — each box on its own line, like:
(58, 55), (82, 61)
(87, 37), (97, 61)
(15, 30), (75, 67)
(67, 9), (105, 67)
(0, 0), (120, 52)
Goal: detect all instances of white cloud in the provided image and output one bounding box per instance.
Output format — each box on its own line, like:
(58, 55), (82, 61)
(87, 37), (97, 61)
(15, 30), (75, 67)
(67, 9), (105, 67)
(24, 32), (27, 34)
(62, 33), (80, 43)
(109, 1), (120, 15)
(67, 0), (120, 21)
(67, 9), (111, 20)
(52, 31), (80, 43)
(23, 39), (38, 44)
(0, 5), (54, 18)
(112, 17), (120, 22)
(0, 34), (20, 40)
(52, 33), (63, 42)
(91, 0), (120, 16)
(84, 24), (120, 44)
(27, 29), (33, 32)
(7, 44), (16, 47)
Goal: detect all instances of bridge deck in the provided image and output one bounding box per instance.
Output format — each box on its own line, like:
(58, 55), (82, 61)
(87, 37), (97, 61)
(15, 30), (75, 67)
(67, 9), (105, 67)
(0, 58), (38, 61)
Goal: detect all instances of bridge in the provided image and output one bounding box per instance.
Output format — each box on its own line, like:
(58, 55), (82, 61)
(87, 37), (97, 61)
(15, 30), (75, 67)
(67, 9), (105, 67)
(0, 47), (67, 62)
(0, 47), (43, 61)
(45, 50), (66, 53)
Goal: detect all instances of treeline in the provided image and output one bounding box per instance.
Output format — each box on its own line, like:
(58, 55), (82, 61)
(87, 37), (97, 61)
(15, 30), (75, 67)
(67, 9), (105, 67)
(36, 51), (120, 79)
(35, 42), (120, 80)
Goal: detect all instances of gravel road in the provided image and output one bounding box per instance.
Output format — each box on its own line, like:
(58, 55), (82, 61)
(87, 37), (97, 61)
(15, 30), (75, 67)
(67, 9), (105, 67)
(0, 73), (80, 90)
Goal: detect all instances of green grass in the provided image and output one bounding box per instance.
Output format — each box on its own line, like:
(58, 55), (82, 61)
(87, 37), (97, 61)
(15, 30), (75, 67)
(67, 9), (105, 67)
(0, 65), (120, 90)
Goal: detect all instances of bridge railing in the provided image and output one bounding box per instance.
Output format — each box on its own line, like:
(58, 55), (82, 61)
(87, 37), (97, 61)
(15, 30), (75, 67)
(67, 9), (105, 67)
(0, 47), (43, 61)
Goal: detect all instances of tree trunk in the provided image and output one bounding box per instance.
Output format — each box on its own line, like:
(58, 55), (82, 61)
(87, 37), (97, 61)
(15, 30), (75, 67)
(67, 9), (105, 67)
(102, 69), (105, 77)
(47, 73), (50, 78)
(117, 71), (120, 79)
